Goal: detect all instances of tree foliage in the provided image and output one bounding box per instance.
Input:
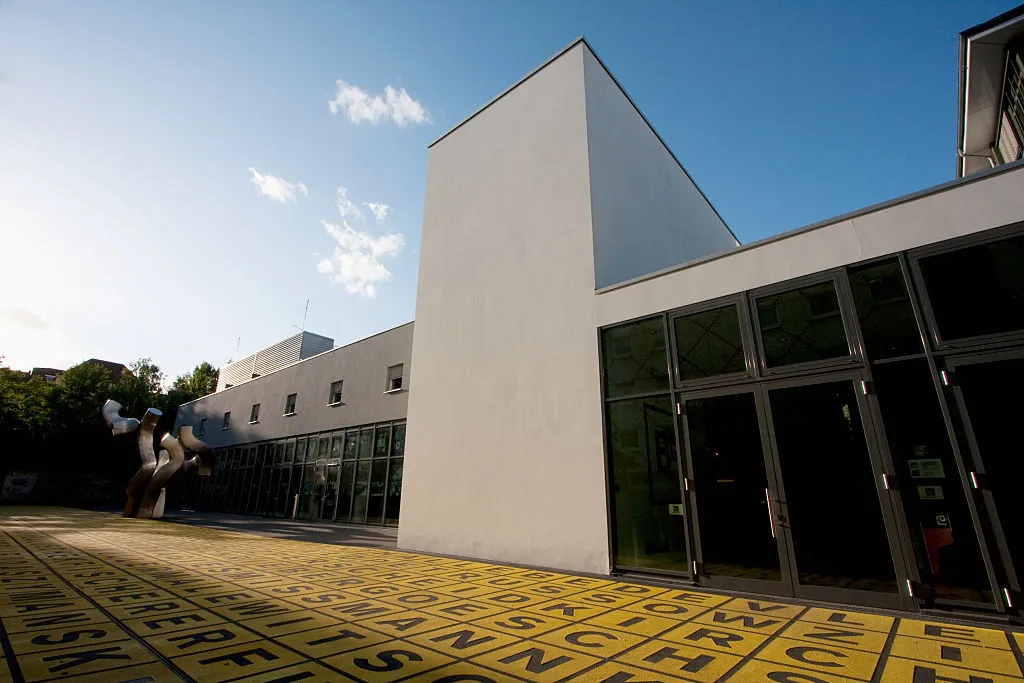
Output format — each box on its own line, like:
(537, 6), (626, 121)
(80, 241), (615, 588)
(168, 362), (219, 404)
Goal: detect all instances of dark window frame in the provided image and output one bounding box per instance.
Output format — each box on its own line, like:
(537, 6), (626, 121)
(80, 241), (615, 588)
(908, 221), (1024, 353)
(249, 403), (260, 424)
(284, 393), (297, 416)
(385, 364), (404, 392)
(328, 380), (343, 406)
(221, 411), (231, 430)
(667, 293), (756, 391)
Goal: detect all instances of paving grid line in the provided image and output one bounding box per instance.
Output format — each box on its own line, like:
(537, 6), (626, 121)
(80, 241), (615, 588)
(868, 616), (901, 683)
(4, 526), (365, 683)
(3, 529), (193, 683)
(2, 509), (1024, 683)
(0, 533), (28, 683)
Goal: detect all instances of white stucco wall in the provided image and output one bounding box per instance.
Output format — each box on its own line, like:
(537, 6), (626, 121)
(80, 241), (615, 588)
(399, 44), (612, 573)
(583, 48), (737, 289)
(596, 163), (1024, 327)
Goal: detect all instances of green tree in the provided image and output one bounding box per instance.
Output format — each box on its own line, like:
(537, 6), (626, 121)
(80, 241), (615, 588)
(0, 362), (54, 438)
(50, 361), (115, 433)
(168, 362), (219, 404)
(112, 358), (165, 416)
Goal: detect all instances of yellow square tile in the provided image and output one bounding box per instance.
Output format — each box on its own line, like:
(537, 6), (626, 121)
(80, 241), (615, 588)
(470, 611), (573, 638)
(149, 623), (260, 658)
(744, 659), (864, 682)
(278, 622), (392, 658)
(801, 607), (895, 633)
(2, 608), (109, 634)
(121, 608), (226, 637)
(880, 657), (1024, 683)
(694, 607), (794, 635)
(472, 642), (601, 683)
(316, 597), (405, 621)
(432, 582), (504, 599)
(717, 597), (806, 619)
(615, 639), (743, 681)
(16, 638), (156, 682)
(240, 609), (340, 638)
(476, 590), (553, 609)
(0, 597), (91, 618)
(376, 590), (460, 610)
(209, 597), (296, 621)
(91, 588), (175, 607)
(104, 597), (195, 621)
(193, 588), (263, 607)
(173, 641), (306, 682)
(571, 588), (647, 610)
(780, 619), (891, 653)
(757, 635), (881, 681)
(537, 623), (647, 657)
(399, 661), (525, 682)
(896, 619), (1012, 650)
(408, 623), (524, 658)
(571, 661), (701, 682)
(255, 582), (324, 598)
(582, 609), (681, 637)
(421, 599), (512, 621)
(522, 598), (612, 622)
(520, 582), (590, 599)
(619, 596), (716, 620)
(660, 622), (769, 655)
(227, 661), (353, 682)
(7, 622), (131, 655)
(358, 610), (460, 638)
(50, 661), (185, 683)
(323, 640), (456, 682)
(282, 589), (362, 608)
(889, 634), (1023, 677)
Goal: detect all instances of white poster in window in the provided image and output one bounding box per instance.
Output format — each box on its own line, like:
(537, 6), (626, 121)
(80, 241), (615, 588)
(908, 458), (945, 479)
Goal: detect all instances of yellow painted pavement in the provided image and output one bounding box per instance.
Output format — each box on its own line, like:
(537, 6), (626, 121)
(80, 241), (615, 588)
(0, 507), (1021, 682)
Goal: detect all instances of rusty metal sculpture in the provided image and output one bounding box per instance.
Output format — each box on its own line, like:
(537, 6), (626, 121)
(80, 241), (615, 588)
(106, 401), (214, 520)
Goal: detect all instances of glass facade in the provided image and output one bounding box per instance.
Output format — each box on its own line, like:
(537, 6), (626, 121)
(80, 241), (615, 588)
(601, 224), (1024, 616)
(179, 420), (405, 527)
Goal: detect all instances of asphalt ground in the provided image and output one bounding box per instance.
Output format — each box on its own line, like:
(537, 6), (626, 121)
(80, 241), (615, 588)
(0, 507), (1022, 682)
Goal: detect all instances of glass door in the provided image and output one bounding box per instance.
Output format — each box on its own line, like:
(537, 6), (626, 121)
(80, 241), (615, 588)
(682, 373), (911, 609)
(946, 351), (1024, 611)
(682, 388), (790, 596)
(320, 461), (340, 521)
(762, 373), (909, 609)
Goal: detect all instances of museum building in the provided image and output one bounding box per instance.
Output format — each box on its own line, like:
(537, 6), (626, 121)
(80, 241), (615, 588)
(178, 7), (1024, 621)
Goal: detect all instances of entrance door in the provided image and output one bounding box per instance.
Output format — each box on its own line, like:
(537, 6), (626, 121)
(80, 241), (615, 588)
(683, 373), (908, 609)
(319, 461), (340, 521)
(947, 351), (1024, 609)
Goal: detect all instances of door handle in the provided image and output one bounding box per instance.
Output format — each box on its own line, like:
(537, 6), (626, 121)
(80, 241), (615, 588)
(765, 488), (776, 539)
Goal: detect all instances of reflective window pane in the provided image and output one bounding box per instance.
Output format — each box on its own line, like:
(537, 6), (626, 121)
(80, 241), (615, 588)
(295, 438), (307, 464)
(344, 431), (358, 460)
(768, 381), (897, 592)
(350, 461), (372, 522)
(608, 397), (689, 572)
(330, 436), (343, 459)
(391, 425), (406, 457)
(687, 393), (781, 581)
(674, 305), (746, 382)
(374, 427), (391, 458)
(337, 461), (356, 521)
(358, 429), (373, 459)
(873, 361), (991, 603)
(849, 259), (922, 359)
(366, 460), (388, 523)
(757, 281), (850, 367)
(602, 317), (670, 398)
(385, 458), (403, 526)
(919, 234), (1024, 341)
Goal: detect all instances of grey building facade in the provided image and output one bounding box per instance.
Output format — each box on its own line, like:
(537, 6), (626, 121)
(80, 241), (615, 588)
(174, 322), (412, 526)
(174, 7), (1024, 622)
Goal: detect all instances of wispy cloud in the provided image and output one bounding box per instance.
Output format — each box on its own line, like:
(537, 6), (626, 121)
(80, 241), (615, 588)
(329, 80), (429, 127)
(335, 187), (364, 220)
(0, 306), (51, 331)
(248, 168), (308, 203)
(363, 202), (389, 223)
(316, 220), (405, 298)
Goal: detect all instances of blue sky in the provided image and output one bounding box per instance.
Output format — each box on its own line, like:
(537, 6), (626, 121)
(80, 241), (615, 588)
(0, 0), (1016, 380)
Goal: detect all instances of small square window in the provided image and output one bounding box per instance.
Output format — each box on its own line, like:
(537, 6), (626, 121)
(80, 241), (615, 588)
(329, 380), (343, 405)
(221, 411), (231, 430)
(386, 364), (404, 392)
(197, 417), (207, 436)
(284, 393), (297, 415)
(249, 403), (260, 423)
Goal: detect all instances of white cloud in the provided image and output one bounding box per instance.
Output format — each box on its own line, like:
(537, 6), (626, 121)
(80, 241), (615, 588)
(329, 80), (429, 127)
(0, 306), (52, 331)
(363, 202), (389, 223)
(335, 186), (364, 220)
(317, 220), (404, 298)
(248, 168), (307, 203)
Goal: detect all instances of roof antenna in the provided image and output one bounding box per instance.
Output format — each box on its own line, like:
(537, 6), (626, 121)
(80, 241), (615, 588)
(226, 337), (240, 364)
(292, 298), (310, 334)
